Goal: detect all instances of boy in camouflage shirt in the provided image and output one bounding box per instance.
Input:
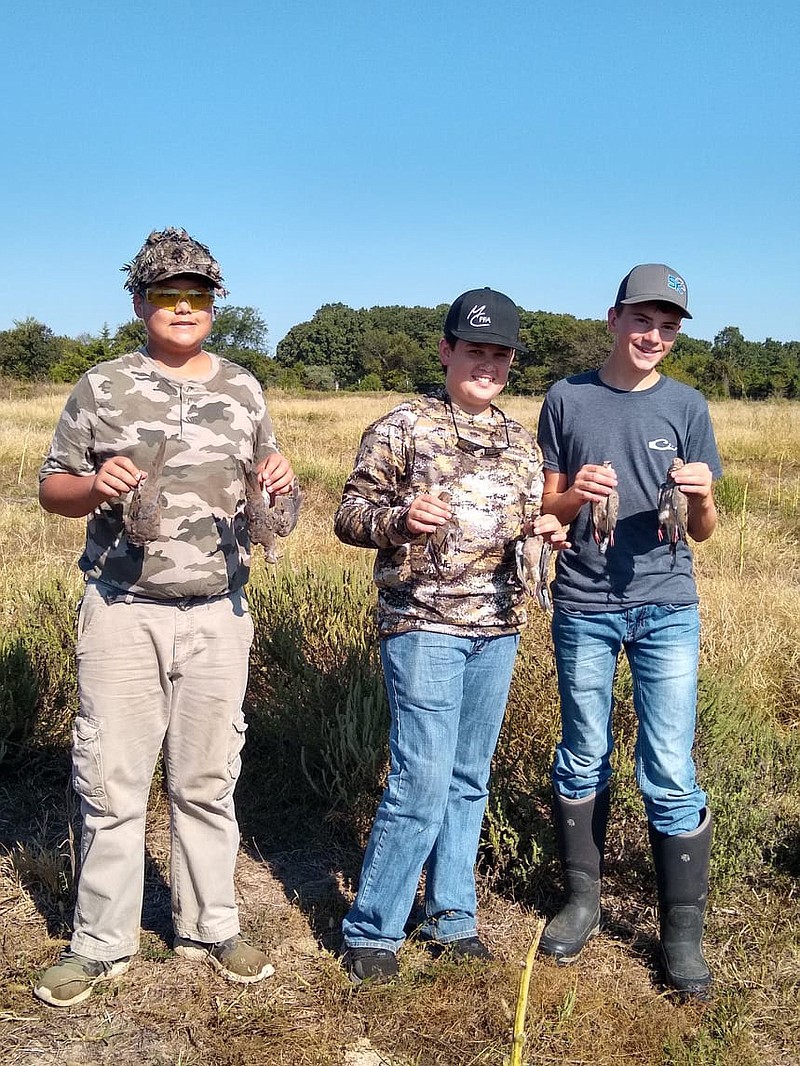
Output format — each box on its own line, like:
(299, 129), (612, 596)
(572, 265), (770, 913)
(35, 229), (295, 1006)
(335, 288), (568, 984)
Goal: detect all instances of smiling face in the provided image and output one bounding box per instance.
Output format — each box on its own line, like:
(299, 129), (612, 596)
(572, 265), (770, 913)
(438, 338), (514, 413)
(605, 301), (683, 389)
(133, 273), (215, 366)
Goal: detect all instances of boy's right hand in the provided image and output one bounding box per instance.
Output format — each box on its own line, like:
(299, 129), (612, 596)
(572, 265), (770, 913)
(405, 493), (453, 535)
(571, 462), (618, 504)
(92, 456), (142, 502)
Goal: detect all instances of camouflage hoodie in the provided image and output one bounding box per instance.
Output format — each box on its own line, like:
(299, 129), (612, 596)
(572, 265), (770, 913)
(334, 394), (544, 637)
(40, 349), (279, 599)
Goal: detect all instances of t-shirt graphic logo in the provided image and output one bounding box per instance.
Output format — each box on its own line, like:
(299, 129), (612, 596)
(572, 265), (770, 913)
(467, 304), (492, 328)
(648, 438), (678, 451)
(667, 274), (686, 296)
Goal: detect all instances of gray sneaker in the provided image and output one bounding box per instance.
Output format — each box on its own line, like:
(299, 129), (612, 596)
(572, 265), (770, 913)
(34, 951), (130, 1007)
(174, 934), (274, 984)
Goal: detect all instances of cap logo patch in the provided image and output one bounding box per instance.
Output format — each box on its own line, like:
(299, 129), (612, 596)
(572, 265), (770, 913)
(667, 274), (686, 296)
(467, 304), (491, 328)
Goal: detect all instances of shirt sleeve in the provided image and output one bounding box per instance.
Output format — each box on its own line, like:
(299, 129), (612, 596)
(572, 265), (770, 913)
(536, 387), (564, 473)
(251, 386), (280, 463)
(685, 397), (723, 480)
(39, 373), (99, 480)
(334, 415), (418, 549)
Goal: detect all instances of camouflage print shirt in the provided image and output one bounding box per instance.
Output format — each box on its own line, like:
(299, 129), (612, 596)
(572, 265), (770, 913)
(334, 393), (544, 637)
(39, 349), (279, 599)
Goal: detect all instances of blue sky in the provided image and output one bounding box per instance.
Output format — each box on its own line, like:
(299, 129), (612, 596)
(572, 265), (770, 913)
(1, 1), (798, 350)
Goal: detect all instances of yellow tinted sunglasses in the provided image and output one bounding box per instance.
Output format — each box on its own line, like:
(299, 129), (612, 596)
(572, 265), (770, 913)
(145, 288), (214, 311)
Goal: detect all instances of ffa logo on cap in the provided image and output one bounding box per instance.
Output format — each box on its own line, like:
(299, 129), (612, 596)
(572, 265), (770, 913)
(667, 274), (686, 296)
(467, 304), (491, 328)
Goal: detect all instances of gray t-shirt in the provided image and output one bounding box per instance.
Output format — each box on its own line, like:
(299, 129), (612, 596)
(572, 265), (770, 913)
(537, 371), (723, 611)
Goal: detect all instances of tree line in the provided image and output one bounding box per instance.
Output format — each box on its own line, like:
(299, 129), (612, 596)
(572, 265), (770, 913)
(1, 302), (797, 399)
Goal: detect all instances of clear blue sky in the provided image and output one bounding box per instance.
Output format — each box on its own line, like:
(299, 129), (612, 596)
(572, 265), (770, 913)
(1, 1), (798, 350)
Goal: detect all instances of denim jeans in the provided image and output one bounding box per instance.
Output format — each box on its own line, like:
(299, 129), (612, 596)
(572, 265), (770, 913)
(551, 604), (706, 836)
(342, 629), (520, 952)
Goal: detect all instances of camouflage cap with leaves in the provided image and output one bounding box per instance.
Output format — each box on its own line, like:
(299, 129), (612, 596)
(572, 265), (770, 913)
(122, 227), (228, 295)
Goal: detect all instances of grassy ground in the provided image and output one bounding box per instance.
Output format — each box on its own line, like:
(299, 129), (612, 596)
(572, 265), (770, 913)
(0, 384), (798, 1065)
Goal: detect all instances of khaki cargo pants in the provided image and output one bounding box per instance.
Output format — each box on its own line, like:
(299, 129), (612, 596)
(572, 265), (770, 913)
(69, 580), (254, 962)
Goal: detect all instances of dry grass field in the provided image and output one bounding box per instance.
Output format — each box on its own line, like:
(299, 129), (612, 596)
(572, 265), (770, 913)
(0, 383), (798, 1065)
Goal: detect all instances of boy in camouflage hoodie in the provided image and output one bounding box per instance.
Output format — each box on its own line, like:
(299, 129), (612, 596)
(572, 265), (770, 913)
(35, 229), (296, 1006)
(335, 288), (568, 984)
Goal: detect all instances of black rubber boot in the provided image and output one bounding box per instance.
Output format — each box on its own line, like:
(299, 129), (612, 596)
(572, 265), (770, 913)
(539, 786), (610, 963)
(648, 808), (713, 999)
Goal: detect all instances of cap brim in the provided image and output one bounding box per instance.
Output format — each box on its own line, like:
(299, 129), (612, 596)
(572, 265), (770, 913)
(619, 295), (692, 320)
(145, 269), (224, 289)
(450, 328), (528, 352)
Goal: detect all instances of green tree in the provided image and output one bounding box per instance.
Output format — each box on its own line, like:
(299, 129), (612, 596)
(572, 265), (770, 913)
(205, 305), (273, 385)
(208, 305), (269, 355)
(110, 318), (148, 355)
(302, 365), (338, 390)
(358, 327), (430, 391)
(0, 318), (63, 380)
(276, 303), (363, 386)
(49, 338), (101, 383)
(661, 334), (714, 391)
(512, 312), (609, 394)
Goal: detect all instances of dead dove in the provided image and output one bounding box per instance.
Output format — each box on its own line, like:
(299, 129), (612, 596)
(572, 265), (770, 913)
(425, 490), (461, 576)
(657, 457), (688, 554)
(243, 465), (303, 563)
(516, 531), (553, 613)
(125, 435), (167, 547)
(591, 460), (619, 554)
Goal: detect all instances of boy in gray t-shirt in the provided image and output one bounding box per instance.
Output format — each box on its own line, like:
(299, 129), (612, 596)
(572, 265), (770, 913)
(537, 264), (722, 999)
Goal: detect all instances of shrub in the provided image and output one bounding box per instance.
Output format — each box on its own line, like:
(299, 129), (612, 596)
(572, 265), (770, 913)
(245, 565), (388, 838)
(0, 580), (78, 766)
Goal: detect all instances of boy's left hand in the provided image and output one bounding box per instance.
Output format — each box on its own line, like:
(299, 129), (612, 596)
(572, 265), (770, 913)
(669, 461), (714, 499)
(258, 453), (295, 496)
(527, 513), (571, 551)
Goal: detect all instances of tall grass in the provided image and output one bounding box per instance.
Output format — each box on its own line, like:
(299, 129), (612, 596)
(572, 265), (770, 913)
(1, 383), (798, 1064)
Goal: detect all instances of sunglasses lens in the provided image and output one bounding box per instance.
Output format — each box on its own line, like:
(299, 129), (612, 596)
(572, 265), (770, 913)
(146, 289), (214, 310)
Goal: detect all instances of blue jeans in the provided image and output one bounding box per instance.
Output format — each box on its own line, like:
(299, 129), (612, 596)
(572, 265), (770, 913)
(551, 605), (706, 836)
(342, 629), (519, 952)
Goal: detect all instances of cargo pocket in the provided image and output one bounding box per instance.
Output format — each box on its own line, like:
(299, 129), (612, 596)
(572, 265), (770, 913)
(71, 716), (107, 814)
(225, 712), (248, 793)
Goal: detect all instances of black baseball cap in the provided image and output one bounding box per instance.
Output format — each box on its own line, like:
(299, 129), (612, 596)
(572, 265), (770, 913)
(444, 287), (527, 351)
(614, 264), (692, 319)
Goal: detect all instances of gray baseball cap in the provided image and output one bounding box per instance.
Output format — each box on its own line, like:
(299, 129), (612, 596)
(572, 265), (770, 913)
(614, 263), (692, 319)
(122, 227), (228, 295)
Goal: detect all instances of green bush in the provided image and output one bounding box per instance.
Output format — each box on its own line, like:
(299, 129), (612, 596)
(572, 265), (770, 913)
(245, 566), (389, 837)
(0, 580), (78, 766)
(0, 633), (39, 764)
(714, 474), (749, 515)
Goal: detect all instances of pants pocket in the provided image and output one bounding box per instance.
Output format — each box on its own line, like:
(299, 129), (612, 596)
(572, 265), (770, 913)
(225, 712), (248, 792)
(71, 715), (107, 814)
